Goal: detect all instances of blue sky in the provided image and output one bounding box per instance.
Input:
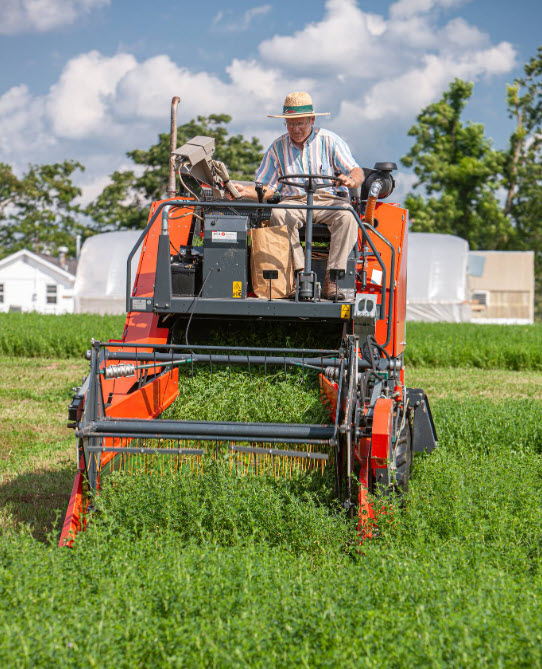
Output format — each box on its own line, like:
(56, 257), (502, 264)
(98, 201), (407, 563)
(0, 0), (540, 203)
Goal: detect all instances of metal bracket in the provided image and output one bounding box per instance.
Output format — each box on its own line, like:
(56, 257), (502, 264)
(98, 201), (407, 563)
(354, 292), (378, 324)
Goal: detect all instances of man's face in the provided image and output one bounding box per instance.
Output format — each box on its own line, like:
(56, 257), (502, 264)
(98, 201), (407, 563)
(285, 116), (314, 144)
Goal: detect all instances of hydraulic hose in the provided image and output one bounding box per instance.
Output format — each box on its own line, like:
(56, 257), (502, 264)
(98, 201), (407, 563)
(364, 180), (382, 226)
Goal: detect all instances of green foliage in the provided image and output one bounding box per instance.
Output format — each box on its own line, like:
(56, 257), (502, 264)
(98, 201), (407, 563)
(1, 397), (542, 667)
(0, 312), (124, 358)
(0, 163), (21, 222)
(2, 314), (542, 371)
(86, 115), (263, 230)
(503, 46), (542, 317)
(0, 161), (88, 259)
(93, 463), (353, 556)
(401, 79), (512, 250)
(404, 322), (542, 370)
(83, 170), (144, 231)
(164, 367), (329, 424)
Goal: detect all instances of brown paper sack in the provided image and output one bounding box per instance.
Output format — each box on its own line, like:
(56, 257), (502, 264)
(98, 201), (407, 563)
(250, 225), (294, 299)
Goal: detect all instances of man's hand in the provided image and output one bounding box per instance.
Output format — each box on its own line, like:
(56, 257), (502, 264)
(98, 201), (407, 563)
(336, 167), (364, 189)
(232, 183), (256, 199)
(229, 183), (277, 201)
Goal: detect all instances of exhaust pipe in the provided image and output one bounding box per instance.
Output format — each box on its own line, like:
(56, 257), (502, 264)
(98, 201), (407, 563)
(167, 96), (180, 198)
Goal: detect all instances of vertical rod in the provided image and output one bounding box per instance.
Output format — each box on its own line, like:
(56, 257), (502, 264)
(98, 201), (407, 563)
(167, 96), (180, 198)
(304, 186), (314, 274)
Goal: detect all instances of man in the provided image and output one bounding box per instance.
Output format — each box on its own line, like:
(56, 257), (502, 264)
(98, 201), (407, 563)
(234, 91), (364, 301)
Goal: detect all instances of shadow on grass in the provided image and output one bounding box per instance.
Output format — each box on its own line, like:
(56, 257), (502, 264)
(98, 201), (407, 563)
(0, 465), (75, 541)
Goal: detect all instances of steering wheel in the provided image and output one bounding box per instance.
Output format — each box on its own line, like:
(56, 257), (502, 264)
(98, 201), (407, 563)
(277, 173), (341, 191)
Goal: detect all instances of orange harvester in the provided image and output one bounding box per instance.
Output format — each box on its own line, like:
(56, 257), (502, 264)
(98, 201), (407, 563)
(61, 99), (437, 546)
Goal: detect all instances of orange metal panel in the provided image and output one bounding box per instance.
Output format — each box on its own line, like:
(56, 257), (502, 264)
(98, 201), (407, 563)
(100, 368), (180, 468)
(356, 202), (407, 358)
(319, 374), (338, 420)
(371, 397), (393, 462)
(59, 467), (84, 547)
(105, 368), (179, 420)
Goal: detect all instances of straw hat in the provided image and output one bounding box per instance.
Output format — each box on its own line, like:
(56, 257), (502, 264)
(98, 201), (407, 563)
(267, 91), (330, 119)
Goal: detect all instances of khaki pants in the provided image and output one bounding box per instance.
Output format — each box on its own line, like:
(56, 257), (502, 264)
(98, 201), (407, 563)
(270, 194), (358, 271)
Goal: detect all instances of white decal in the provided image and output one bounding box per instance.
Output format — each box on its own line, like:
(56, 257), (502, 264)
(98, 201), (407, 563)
(212, 231), (237, 242)
(132, 298), (147, 310)
(371, 269), (383, 286)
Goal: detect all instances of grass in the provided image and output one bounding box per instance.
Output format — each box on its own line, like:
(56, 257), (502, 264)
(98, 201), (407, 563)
(0, 312), (125, 358)
(0, 391), (541, 667)
(1, 313), (542, 370)
(0, 320), (541, 666)
(0, 357), (87, 539)
(164, 367), (329, 424)
(406, 321), (542, 370)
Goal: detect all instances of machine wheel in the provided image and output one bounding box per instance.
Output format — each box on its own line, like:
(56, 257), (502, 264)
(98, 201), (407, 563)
(394, 417), (412, 494)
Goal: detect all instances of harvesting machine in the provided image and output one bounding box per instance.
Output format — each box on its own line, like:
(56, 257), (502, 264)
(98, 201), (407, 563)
(61, 98), (437, 546)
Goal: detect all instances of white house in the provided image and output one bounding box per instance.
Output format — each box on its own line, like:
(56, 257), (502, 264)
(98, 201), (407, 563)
(0, 249), (76, 314)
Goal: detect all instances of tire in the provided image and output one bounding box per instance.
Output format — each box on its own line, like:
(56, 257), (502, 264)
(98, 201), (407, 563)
(394, 416), (412, 494)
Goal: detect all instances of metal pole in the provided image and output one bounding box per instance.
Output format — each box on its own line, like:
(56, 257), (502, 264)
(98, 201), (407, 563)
(167, 96), (180, 198)
(304, 182), (314, 275)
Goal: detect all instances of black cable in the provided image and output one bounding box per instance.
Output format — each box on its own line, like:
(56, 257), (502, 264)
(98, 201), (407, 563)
(185, 268), (214, 346)
(367, 334), (390, 362)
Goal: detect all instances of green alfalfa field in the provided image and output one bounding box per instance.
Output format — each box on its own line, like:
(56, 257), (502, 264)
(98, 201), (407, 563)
(0, 314), (541, 667)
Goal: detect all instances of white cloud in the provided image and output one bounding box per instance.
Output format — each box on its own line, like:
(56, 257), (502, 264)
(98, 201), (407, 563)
(0, 84), (53, 161)
(211, 3), (271, 32)
(389, 0), (467, 19)
(46, 51), (137, 138)
(259, 0), (380, 73)
(0, 0), (517, 199)
(242, 4), (272, 27)
(335, 41), (515, 124)
(0, 0), (109, 35)
(439, 17), (488, 49)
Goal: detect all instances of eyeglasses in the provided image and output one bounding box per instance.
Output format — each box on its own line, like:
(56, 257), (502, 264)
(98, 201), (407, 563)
(284, 118), (312, 128)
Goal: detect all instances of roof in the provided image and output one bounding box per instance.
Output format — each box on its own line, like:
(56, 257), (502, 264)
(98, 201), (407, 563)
(38, 253), (78, 276)
(0, 249), (77, 281)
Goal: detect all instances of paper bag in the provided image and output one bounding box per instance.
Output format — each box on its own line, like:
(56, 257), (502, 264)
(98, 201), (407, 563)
(250, 225), (294, 299)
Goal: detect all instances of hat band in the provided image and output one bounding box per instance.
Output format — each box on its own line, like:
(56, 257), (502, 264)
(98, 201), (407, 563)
(283, 104), (313, 114)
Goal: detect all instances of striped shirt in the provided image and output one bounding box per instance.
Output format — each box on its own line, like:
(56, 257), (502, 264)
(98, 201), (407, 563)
(255, 127), (359, 198)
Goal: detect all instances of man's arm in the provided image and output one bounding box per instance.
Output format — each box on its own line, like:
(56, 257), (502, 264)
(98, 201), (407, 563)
(231, 183), (277, 201)
(336, 167), (364, 189)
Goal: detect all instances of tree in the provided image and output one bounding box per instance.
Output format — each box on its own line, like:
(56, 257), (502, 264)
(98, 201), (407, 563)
(87, 115), (264, 230)
(502, 47), (542, 314)
(0, 160), (86, 259)
(401, 79), (512, 250)
(0, 163), (22, 221)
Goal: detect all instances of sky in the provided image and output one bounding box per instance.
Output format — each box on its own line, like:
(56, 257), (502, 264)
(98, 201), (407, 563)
(0, 0), (540, 205)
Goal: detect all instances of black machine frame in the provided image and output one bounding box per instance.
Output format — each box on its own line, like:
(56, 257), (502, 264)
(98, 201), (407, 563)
(125, 191), (396, 349)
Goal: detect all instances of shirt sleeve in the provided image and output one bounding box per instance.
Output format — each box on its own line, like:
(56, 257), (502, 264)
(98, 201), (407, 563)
(331, 136), (359, 175)
(255, 145), (281, 190)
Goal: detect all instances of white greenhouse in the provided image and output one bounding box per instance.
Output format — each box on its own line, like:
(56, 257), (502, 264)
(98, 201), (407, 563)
(406, 233), (470, 322)
(74, 231), (142, 315)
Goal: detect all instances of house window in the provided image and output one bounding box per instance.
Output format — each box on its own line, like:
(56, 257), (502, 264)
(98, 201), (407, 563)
(46, 284), (57, 304)
(0, 284), (3, 304)
(471, 290), (490, 313)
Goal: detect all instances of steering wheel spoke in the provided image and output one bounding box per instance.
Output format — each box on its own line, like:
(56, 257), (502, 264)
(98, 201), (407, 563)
(277, 173), (340, 192)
